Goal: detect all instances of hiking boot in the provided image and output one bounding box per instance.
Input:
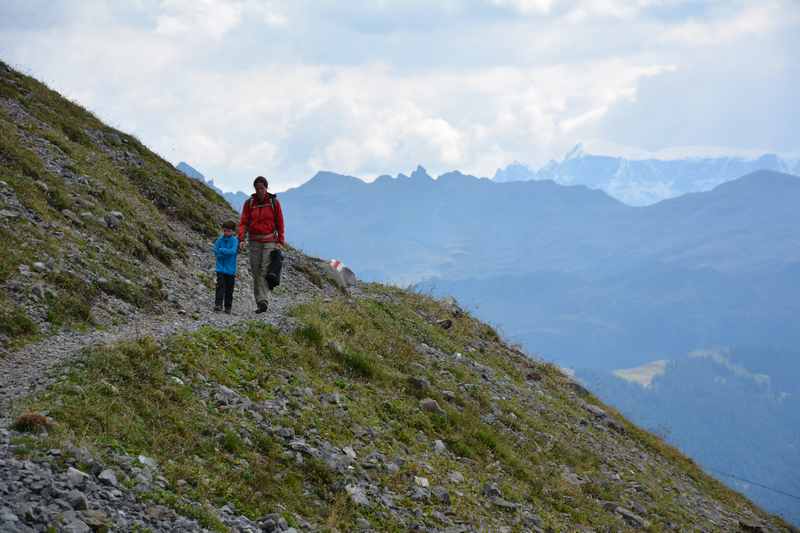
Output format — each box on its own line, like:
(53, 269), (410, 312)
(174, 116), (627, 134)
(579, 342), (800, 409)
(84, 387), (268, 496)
(214, 305), (223, 312)
(255, 301), (268, 314)
(224, 308), (232, 314)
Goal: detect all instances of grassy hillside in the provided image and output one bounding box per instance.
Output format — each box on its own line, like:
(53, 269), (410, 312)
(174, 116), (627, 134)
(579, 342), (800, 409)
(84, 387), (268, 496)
(12, 285), (793, 531)
(1, 60), (793, 532)
(0, 60), (233, 351)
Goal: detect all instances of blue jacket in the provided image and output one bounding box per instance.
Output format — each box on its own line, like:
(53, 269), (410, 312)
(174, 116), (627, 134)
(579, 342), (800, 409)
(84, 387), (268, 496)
(213, 235), (239, 275)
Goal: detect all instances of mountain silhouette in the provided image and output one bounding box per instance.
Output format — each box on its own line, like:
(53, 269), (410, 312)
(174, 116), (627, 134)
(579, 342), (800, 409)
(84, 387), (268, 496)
(493, 145), (798, 205)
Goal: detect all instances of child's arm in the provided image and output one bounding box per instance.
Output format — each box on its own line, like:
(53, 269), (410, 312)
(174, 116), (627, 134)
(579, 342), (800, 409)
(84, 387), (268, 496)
(218, 237), (238, 257)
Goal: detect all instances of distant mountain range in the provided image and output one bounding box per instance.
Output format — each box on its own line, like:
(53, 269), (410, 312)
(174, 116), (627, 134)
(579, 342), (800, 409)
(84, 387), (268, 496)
(281, 166), (800, 283)
(175, 162), (249, 212)
(181, 147), (799, 212)
(493, 145), (800, 206)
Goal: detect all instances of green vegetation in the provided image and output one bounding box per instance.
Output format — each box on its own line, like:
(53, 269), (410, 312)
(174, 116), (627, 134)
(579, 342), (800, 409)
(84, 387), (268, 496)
(18, 285), (786, 531)
(0, 60), (234, 348)
(125, 166), (221, 237)
(44, 271), (98, 327)
(0, 297), (39, 344)
(0, 122), (48, 180)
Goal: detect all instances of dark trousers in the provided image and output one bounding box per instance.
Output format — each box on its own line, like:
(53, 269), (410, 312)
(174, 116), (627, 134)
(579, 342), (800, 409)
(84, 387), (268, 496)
(215, 272), (235, 310)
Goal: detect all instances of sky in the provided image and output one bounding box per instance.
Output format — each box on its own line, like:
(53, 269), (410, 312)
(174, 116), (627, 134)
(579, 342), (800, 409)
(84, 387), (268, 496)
(0, 0), (797, 192)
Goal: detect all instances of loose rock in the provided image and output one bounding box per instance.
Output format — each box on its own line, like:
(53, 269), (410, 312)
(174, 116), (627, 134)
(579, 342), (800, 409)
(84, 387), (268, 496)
(419, 398), (445, 415)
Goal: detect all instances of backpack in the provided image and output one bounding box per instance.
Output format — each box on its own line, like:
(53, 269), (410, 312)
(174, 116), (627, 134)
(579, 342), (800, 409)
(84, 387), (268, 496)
(245, 194), (284, 289)
(245, 193), (281, 241)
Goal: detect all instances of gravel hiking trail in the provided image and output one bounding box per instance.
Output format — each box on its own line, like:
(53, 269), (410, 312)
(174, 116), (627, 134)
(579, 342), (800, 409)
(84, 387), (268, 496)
(0, 247), (340, 424)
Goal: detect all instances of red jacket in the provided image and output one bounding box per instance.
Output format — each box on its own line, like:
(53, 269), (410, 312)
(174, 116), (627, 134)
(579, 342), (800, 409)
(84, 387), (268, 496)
(238, 193), (285, 245)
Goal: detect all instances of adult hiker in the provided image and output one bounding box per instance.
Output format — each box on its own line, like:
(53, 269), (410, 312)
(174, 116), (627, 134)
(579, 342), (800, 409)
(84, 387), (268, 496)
(238, 176), (285, 313)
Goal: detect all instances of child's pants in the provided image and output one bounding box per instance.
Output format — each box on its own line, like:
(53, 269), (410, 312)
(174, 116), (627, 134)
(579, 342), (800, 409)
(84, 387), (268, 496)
(215, 272), (236, 310)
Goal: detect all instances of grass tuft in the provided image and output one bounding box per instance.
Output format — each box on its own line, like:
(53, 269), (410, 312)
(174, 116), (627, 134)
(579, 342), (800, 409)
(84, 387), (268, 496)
(294, 323), (324, 348)
(335, 348), (379, 380)
(46, 187), (71, 211)
(0, 302), (39, 339)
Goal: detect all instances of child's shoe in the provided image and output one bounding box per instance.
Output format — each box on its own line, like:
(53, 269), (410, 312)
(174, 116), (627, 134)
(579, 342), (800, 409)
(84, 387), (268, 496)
(214, 305), (223, 312)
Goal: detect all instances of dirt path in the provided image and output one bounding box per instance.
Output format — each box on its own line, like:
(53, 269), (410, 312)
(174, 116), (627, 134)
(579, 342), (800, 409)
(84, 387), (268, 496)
(1, 300), (276, 418)
(0, 248), (337, 422)
(0, 248), (355, 532)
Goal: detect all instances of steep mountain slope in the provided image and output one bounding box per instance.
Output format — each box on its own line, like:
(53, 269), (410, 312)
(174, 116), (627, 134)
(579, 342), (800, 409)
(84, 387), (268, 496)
(5, 285), (795, 532)
(493, 145), (797, 205)
(0, 60), (236, 353)
(579, 349), (800, 526)
(631, 170), (800, 272)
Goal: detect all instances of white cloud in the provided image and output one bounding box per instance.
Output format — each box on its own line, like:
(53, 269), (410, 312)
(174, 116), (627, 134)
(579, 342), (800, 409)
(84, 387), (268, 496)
(689, 349), (771, 387)
(490, 0), (556, 15)
(176, 133), (229, 167)
(0, 0), (795, 192)
(493, 0), (687, 20)
(286, 60), (676, 181)
(263, 12), (289, 27)
(115, 58), (697, 188)
(560, 106), (609, 133)
(230, 141), (280, 171)
(309, 97), (466, 175)
(156, 0), (244, 40)
(660, 4), (780, 47)
(243, 0), (289, 27)
(559, 63), (675, 132)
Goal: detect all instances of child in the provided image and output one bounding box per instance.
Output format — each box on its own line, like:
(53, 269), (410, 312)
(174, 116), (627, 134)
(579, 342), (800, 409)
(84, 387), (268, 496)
(213, 220), (239, 313)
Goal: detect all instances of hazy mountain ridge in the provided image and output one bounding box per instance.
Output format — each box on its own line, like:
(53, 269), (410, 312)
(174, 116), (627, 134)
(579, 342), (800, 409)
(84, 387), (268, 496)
(282, 167), (800, 283)
(190, 140), (796, 214)
(175, 161), (249, 212)
(493, 144), (799, 205)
